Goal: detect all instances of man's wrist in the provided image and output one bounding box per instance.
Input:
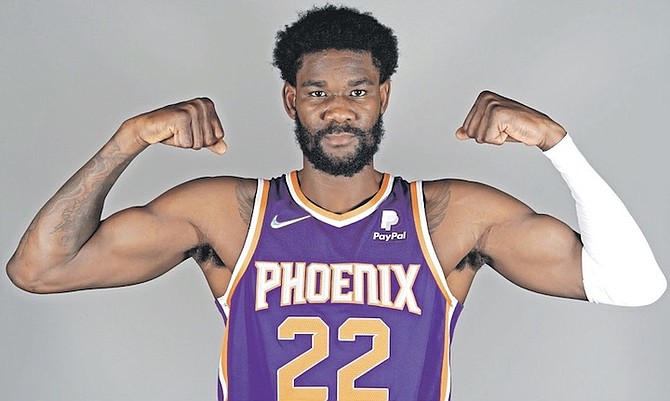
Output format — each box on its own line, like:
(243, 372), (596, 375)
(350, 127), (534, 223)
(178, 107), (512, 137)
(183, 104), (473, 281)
(538, 123), (567, 152)
(112, 118), (151, 155)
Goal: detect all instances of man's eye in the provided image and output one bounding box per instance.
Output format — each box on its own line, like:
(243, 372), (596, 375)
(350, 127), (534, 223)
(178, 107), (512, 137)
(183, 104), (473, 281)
(350, 89), (367, 97)
(309, 91), (326, 97)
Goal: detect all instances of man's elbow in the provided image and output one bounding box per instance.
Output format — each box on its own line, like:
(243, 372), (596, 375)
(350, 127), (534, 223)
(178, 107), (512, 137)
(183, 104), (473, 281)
(632, 271), (667, 307)
(6, 256), (57, 294)
(618, 261), (667, 307)
(581, 247), (667, 307)
(585, 269), (667, 307)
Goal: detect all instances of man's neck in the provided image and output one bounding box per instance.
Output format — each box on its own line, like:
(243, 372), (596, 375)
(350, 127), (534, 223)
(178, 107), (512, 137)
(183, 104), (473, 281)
(296, 163), (384, 214)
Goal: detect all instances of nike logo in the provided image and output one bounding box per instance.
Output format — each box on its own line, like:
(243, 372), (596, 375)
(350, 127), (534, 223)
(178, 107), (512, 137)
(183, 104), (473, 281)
(270, 214), (311, 229)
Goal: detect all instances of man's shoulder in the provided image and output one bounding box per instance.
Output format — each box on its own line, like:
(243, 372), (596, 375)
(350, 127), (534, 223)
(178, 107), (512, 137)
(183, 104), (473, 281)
(153, 175), (259, 210)
(176, 175), (259, 192)
(422, 178), (495, 197)
(421, 178), (524, 216)
(422, 175), (533, 231)
(146, 175), (261, 229)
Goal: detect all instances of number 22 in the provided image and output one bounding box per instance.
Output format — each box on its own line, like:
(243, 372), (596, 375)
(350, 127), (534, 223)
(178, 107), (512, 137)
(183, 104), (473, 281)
(277, 316), (390, 401)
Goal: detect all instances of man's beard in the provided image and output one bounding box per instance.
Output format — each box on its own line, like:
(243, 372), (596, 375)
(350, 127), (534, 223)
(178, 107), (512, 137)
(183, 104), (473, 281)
(294, 116), (385, 177)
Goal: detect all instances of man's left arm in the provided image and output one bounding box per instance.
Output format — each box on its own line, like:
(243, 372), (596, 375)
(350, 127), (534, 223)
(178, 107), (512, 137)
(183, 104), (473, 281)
(456, 91), (666, 306)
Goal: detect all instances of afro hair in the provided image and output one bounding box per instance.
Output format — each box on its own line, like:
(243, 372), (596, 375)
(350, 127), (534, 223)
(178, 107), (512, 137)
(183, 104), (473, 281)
(272, 5), (399, 86)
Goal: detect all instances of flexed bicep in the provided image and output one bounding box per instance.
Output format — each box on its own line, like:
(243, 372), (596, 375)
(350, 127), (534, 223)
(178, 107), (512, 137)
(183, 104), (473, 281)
(14, 192), (201, 293)
(426, 179), (585, 302)
(482, 212), (585, 300)
(7, 98), (233, 293)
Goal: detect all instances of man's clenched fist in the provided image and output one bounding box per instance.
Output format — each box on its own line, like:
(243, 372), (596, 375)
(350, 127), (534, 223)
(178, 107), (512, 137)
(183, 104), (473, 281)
(124, 97), (227, 154)
(455, 91), (566, 151)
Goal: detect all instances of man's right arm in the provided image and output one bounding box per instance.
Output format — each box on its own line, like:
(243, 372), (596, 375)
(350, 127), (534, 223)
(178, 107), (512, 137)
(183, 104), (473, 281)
(6, 98), (228, 293)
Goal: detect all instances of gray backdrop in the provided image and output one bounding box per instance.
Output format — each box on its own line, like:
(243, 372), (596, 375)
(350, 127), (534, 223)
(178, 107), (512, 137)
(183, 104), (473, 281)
(1, 1), (668, 400)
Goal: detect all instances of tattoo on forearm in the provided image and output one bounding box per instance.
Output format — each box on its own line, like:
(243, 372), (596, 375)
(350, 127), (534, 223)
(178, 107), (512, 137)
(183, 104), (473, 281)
(20, 138), (135, 253)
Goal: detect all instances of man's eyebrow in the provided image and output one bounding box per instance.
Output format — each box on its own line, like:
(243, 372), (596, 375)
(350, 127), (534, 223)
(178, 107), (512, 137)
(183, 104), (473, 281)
(301, 80), (326, 88)
(300, 78), (374, 88)
(349, 78), (374, 86)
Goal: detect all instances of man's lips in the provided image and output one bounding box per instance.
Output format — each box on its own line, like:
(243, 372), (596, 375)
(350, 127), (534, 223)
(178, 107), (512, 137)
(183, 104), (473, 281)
(322, 132), (357, 146)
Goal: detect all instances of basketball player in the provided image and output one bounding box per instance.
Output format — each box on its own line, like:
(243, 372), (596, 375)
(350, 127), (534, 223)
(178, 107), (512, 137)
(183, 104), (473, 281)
(6, 5), (666, 401)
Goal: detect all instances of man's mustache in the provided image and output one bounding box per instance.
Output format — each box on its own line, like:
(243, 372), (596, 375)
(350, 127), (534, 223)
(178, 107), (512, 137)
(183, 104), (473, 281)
(315, 124), (366, 138)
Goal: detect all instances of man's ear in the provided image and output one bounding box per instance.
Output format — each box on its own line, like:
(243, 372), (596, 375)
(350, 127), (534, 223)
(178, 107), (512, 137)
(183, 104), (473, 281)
(283, 82), (297, 119)
(380, 79), (391, 115)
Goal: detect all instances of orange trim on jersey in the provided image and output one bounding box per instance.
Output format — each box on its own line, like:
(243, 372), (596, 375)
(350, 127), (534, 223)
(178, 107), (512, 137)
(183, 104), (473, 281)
(410, 181), (453, 400)
(219, 179), (270, 398)
(224, 179), (270, 307)
(220, 328), (230, 401)
(440, 313), (451, 401)
(410, 182), (450, 300)
(288, 170), (392, 221)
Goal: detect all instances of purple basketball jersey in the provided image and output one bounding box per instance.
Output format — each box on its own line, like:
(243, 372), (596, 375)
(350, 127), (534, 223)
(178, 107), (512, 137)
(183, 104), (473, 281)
(216, 172), (462, 401)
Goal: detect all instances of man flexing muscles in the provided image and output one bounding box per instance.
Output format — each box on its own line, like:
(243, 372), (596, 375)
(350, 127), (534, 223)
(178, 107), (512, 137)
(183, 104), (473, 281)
(6, 6), (665, 401)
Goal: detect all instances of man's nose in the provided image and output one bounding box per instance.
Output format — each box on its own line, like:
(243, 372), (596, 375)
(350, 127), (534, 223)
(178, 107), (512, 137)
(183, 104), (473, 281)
(322, 95), (356, 124)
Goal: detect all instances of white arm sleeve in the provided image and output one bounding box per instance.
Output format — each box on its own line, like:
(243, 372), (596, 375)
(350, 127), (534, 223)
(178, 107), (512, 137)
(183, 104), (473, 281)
(543, 134), (666, 306)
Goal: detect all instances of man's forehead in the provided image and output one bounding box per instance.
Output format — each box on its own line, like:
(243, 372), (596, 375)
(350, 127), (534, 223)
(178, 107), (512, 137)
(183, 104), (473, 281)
(296, 49), (380, 84)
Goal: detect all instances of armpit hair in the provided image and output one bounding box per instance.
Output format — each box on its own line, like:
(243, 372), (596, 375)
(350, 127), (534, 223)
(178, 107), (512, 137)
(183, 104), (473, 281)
(185, 244), (225, 267)
(456, 249), (493, 271)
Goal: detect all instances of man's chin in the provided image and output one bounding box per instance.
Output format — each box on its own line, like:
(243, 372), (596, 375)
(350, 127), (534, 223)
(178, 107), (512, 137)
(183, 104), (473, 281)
(322, 148), (358, 162)
(295, 117), (383, 177)
(308, 156), (370, 177)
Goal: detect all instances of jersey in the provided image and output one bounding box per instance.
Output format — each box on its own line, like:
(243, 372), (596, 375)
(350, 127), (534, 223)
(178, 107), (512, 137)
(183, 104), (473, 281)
(215, 171), (463, 401)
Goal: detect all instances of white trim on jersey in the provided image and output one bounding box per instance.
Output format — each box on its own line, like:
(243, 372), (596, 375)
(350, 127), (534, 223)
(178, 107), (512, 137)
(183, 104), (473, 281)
(414, 181), (460, 308)
(412, 180), (461, 400)
(286, 170), (395, 228)
(219, 178), (268, 313)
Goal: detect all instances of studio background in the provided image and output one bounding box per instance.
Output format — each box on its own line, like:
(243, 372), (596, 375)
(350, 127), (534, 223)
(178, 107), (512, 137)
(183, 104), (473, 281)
(1, 1), (668, 400)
